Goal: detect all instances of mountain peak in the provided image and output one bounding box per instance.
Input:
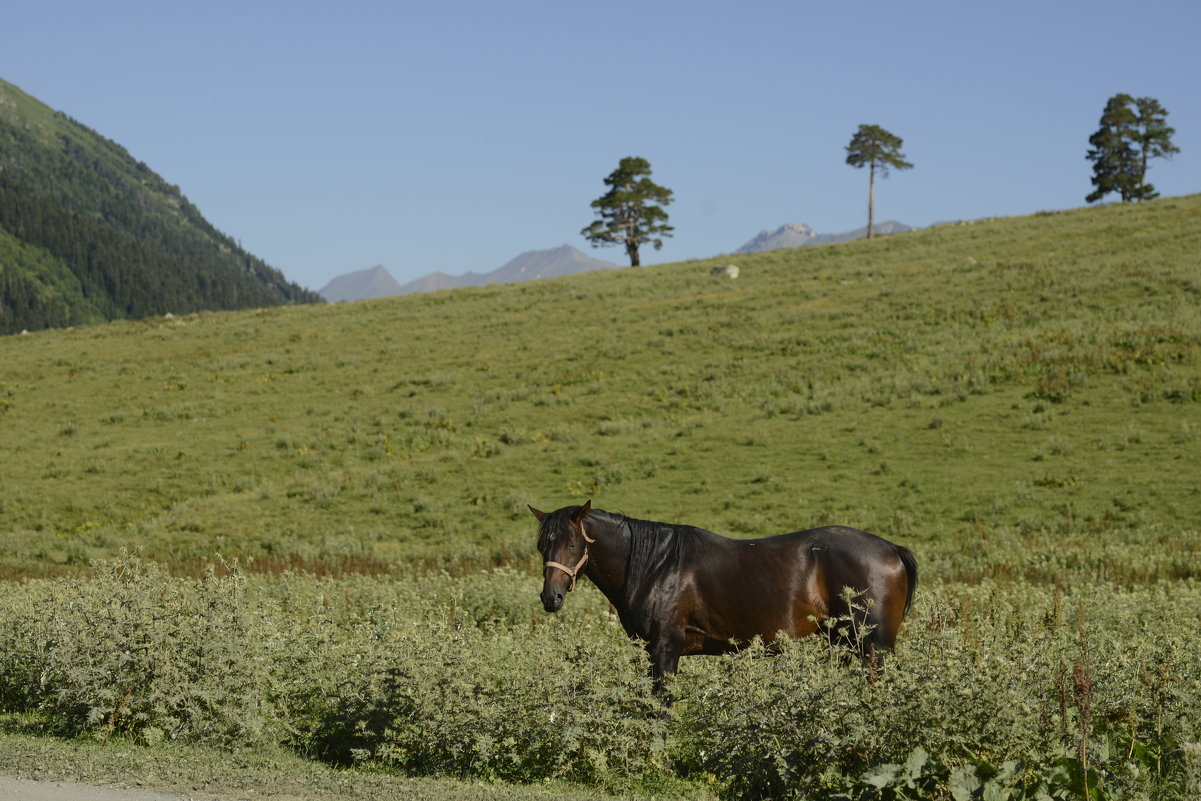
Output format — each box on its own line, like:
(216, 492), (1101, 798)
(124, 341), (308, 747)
(318, 265), (402, 302)
(735, 223), (816, 254)
(736, 221), (912, 254)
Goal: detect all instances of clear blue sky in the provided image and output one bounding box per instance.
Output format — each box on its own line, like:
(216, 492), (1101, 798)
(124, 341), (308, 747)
(6, 0), (1200, 291)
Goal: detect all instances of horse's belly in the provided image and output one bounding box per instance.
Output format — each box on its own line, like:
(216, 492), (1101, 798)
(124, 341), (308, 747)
(683, 600), (824, 655)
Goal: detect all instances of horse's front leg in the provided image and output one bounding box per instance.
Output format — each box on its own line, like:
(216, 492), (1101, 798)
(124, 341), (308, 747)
(647, 639), (681, 706)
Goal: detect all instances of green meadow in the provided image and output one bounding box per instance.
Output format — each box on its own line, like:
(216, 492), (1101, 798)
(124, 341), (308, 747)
(2, 196), (1200, 799)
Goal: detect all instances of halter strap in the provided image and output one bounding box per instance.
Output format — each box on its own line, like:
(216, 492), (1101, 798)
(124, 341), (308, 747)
(543, 521), (596, 591)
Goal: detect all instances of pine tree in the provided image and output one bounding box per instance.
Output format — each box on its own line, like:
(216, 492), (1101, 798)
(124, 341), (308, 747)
(1086, 94), (1141, 203)
(845, 125), (913, 239)
(581, 157), (674, 267)
(1086, 94), (1178, 204)
(1131, 97), (1180, 201)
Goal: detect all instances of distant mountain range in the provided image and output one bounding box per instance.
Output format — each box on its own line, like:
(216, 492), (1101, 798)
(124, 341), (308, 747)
(735, 220), (912, 254)
(322, 221), (918, 302)
(320, 244), (620, 302)
(0, 77), (320, 335)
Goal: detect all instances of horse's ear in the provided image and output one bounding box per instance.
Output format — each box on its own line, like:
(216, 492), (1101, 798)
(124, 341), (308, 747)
(574, 500), (591, 522)
(528, 505), (545, 520)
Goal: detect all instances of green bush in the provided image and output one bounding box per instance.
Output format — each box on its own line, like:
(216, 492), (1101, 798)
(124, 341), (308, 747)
(673, 583), (1201, 799)
(262, 572), (665, 785)
(0, 554), (276, 746)
(2, 557), (1199, 798)
(302, 620), (664, 785)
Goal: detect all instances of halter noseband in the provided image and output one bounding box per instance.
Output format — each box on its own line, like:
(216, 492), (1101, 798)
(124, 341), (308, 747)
(543, 521), (596, 592)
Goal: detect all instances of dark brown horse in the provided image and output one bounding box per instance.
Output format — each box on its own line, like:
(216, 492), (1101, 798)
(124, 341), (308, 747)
(531, 501), (917, 691)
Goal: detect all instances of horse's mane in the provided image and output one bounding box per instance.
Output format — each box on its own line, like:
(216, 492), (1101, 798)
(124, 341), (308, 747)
(616, 513), (710, 588)
(538, 506), (712, 589)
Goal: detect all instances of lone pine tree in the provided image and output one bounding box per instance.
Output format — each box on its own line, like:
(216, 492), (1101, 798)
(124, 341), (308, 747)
(845, 125), (913, 239)
(580, 156), (674, 267)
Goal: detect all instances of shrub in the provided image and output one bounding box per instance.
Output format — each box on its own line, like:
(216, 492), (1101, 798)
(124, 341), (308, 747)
(304, 619), (664, 785)
(2, 559), (1198, 797)
(13, 554), (278, 747)
(672, 583), (1201, 800)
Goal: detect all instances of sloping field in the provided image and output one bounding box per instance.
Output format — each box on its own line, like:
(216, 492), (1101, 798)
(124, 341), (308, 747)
(2, 195), (1198, 578)
(2, 196), (1200, 798)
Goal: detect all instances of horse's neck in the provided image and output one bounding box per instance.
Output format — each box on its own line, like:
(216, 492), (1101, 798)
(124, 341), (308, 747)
(583, 514), (632, 604)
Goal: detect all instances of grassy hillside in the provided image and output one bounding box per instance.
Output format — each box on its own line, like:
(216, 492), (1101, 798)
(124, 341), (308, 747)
(2, 195), (1200, 799)
(0, 77), (321, 334)
(2, 194), (1198, 579)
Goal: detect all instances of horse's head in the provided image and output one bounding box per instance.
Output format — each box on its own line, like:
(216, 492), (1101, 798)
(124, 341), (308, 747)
(530, 500), (594, 613)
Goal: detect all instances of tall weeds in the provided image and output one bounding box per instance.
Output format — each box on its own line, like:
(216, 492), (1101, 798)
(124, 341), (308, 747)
(1, 556), (1197, 798)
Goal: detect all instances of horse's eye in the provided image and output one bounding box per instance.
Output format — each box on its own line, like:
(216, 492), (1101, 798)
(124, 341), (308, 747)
(567, 543), (576, 550)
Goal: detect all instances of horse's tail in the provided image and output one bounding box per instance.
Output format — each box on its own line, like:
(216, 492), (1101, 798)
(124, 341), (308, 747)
(896, 545), (918, 616)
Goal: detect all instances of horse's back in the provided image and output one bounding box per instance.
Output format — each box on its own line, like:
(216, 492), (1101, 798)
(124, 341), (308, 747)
(733, 524), (896, 562)
(786, 523), (895, 549)
(785, 524), (910, 579)
(716, 525), (908, 604)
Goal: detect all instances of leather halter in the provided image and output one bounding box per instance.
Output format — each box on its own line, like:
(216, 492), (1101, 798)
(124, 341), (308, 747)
(543, 521), (596, 592)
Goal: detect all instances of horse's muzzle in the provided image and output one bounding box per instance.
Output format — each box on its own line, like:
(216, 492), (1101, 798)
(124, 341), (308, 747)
(541, 588), (564, 613)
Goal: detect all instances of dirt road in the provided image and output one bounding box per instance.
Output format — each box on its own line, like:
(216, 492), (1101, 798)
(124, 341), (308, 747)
(0, 776), (213, 801)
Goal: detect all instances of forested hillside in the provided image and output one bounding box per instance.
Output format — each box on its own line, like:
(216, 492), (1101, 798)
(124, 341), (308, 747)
(0, 78), (320, 334)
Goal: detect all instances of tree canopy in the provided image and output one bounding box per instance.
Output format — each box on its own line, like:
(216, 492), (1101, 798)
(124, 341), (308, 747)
(580, 157), (674, 267)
